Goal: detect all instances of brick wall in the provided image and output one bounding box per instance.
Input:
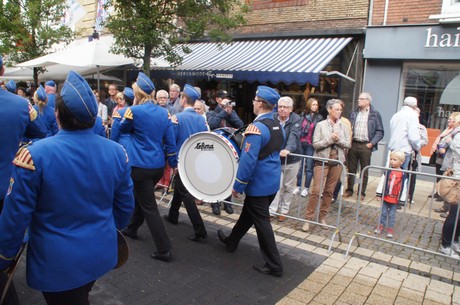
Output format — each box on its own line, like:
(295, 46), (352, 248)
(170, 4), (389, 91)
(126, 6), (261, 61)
(235, 0), (369, 35)
(370, 0), (441, 25)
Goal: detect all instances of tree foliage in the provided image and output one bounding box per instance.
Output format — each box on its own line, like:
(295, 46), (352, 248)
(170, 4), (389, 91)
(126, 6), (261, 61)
(104, 0), (248, 74)
(0, 0), (73, 83)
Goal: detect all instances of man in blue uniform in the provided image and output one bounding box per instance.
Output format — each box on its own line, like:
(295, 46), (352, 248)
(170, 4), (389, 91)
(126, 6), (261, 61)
(217, 86), (284, 277)
(164, 84), (209, 241)
(0, 70), (134, 305)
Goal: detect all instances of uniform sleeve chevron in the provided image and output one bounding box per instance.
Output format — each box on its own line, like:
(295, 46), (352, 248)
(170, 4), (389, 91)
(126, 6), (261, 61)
(29, 103), (38, 121)
(244, 124), (261, 136)
(171, 115), (178, 124)
(112, 110), (121, 119)
(123, 108), (133, 120)
(13, 147), (35, 171)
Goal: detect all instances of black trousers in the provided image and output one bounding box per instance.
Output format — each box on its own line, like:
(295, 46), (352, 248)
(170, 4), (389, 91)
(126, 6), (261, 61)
(226, 194), (282, 272)
(168, 175), (207, 236)
(129, 167), (171, 253)
(346, 142), (372, 196)
(441, 204), (460, 247)
(42, 280), (95, 305)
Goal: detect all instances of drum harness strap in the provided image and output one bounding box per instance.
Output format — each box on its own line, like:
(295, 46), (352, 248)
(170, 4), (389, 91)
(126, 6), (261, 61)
(242, 118), (282, 160)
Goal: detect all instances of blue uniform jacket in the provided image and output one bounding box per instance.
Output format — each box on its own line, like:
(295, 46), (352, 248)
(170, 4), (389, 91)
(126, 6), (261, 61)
(0, 91), (46, 199)
(46, 93), (56, 109)
(119, 101), (177, 168)
(0, 129), (134, 292)
(110, 107), (132, 152)
(233, 112), (284, 196)
(92, 116), (106, 137)
(33, 105), (58, 137)
(172, 107), (208, 151)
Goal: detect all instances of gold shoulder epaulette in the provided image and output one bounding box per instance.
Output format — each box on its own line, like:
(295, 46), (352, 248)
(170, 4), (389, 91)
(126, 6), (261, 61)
(123, 108), (133, 120)
(112, 110), (121, 119)
(29, 103), (38, 121)
(171, 115), (178, 124)
(244, 124), (261, 136)
(13, 147), (35, 171)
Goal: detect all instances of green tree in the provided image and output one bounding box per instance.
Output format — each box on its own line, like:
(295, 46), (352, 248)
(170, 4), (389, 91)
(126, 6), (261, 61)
(0, 0), (73, 84)
(104, 0), (248, 74)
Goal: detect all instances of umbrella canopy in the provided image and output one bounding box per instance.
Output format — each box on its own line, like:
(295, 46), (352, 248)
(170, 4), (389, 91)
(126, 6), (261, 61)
(16, 39), (134, 90)
(1, 66), (122, 82)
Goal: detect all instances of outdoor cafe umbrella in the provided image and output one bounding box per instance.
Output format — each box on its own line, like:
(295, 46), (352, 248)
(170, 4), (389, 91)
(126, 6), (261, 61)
(16, 39), (134, 90)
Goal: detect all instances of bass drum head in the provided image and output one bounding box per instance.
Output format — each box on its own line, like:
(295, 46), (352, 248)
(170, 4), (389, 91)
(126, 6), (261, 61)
(178, 132), (239, 203)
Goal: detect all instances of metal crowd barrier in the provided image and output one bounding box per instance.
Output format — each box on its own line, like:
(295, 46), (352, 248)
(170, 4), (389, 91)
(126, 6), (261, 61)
(345, 165), (460, 260)
(268, 152), (348, 253)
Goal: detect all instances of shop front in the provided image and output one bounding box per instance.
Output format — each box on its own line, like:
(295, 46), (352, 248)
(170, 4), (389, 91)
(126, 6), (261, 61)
(363, 24), (460, 163)
(152, 36), (362, 123)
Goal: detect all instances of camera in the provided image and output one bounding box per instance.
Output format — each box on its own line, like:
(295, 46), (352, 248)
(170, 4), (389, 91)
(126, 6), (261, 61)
(223, 100), (236, 107)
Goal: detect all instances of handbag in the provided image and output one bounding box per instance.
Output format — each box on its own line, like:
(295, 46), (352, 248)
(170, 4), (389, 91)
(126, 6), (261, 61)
(436, 169), (460, 205)
(428, 151), (437, 165)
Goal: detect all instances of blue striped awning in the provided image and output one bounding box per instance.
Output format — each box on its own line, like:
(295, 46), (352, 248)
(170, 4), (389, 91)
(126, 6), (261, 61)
(152, 37), (352, 85)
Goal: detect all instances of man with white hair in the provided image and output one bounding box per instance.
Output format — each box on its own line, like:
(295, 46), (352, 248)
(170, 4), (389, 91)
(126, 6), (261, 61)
(269, 96), (301, 221)
(376, 96), (421, 201)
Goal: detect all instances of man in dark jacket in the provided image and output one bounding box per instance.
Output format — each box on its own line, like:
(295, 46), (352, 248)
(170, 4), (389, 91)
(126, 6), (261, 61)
(269, 96), (302, 221)
(344, 92), (384, 200)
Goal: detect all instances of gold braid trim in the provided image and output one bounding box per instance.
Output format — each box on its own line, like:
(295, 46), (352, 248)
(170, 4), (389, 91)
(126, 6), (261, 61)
(123, 108), (133, 120)
(29, 103), (38, 121)
(243, 124), (261, 136)
(13, 147), (35, 171)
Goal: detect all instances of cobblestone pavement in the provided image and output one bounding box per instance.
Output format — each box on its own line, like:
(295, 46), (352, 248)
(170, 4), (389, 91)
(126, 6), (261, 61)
(10, 173), (460, 305)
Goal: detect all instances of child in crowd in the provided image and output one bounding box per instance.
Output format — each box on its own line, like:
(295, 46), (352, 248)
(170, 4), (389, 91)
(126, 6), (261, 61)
(375, 151), (406, 238)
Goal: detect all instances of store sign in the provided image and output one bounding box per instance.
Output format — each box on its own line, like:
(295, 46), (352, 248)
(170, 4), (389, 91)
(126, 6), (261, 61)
(176, 70), (234, 80)
(425, 27), (460, 48)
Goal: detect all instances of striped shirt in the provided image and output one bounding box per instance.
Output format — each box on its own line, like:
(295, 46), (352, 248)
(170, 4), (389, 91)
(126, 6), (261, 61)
(353, 108), (369, 142)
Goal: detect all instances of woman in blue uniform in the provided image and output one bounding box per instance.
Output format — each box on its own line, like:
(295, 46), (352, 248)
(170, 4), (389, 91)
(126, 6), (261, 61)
(33, 85), (58, 137)
(119, 73), (177, 262)
(0, 71), (134, 305)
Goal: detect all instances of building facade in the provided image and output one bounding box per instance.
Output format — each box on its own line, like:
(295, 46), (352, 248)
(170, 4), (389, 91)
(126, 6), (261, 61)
(363, 0), (460, 162)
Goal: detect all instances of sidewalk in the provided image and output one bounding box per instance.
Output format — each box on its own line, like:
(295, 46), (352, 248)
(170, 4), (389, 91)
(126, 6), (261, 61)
(11, 174), (460, 304)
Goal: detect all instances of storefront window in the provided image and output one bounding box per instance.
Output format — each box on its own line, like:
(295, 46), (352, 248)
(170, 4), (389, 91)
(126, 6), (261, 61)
(402, 63), (460, 131)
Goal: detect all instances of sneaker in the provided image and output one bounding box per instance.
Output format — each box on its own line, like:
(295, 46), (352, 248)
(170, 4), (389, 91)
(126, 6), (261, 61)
(293, 187), (301, 195)
(374, 224), (384, 234)
(301, 188), (309, 197)
(301, 222), (309, 232)
(439, 246), (460, 258)
(386, 228), (394, 238)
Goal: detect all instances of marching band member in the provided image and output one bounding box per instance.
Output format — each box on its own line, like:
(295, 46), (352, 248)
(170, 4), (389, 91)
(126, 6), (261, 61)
(164, 84), (209, 241)
(0, 70), (134, 305)
(119, 72), (177, 262)
(217, 86), (285, 277)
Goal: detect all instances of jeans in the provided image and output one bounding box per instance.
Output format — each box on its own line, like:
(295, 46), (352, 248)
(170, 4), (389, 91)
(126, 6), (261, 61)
(297, 143), (315, 188)
(380, 201), (397, 228)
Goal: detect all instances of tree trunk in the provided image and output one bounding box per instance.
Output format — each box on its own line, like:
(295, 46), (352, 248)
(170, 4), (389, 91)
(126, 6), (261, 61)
(33, 67), (39, 87)
(143, 46), (152, 75)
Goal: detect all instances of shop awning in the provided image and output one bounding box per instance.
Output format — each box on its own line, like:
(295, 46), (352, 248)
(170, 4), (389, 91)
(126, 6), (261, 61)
(152, 37), (353, 85)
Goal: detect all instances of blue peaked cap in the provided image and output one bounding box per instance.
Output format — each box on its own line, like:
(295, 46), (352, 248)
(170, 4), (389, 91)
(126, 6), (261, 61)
(6, 80), (16, 93)
(61, 71), (98, 123)
(183, 84), (200, 101)
(256, 86), (280, 106)
(45, 80), (56, 87)
(123, 87), (134, 100)
(136, 72), (155, 94)
(36, 85), (46, 101)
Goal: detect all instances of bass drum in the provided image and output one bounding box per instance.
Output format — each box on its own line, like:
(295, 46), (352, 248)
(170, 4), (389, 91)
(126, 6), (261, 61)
(178, 128), (242, 202)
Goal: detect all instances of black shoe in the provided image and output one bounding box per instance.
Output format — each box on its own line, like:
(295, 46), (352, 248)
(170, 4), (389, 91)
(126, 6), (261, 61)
(223, 203), (233, 214)
(428, 193), (440, 199)
(151, 251), (171, 262)
(163, 215), (178, 225)
(211, 204), (221, 215)
(436, 197), (444, 202)
(188, 233), (208, 241)
(121, 228), (138, 240)
(252, 264), (282, 277)
(217, 229), (236, 252)
(435, 208), (448, 213)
